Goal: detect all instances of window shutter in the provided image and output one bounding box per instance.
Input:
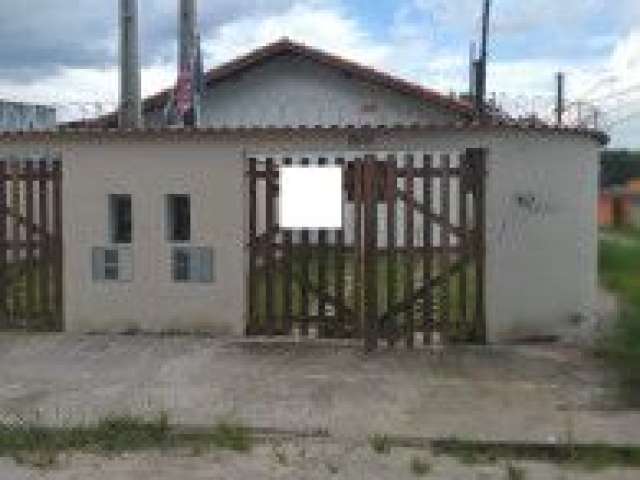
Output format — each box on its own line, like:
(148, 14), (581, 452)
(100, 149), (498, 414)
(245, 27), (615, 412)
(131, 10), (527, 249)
(198, 247), (214, 283)
(92, 247), (133, 282)
(188, 248), (200, 282)
(119, 247), (133, 281)
(92, 247), (105, 281)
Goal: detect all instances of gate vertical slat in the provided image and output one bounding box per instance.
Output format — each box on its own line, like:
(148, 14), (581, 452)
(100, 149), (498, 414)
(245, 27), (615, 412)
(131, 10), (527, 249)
(265, 157), (275, 335)
(38, 159), (50, 323)
(422, 154), (433, 343)
(25, 160), (35, 325)
(385, 155), (397, 344)
(52, 159), (63, 329)
(458, 152), (468, 341)
(440, 154), (451, 339)
(472, 149), (487, 343)
(300, 157), (310, 337)
(0, 162), (6, 327)
(317, 157), (328, 336)
(282, 157), (293, 335)
(11, 161), (22, 324)
(248, 157), (257, 334)
(353, 158), (363, 338)
(363, 155), (378, 351)
(334, 157), (346, 338)
(404, 154), (415, 348)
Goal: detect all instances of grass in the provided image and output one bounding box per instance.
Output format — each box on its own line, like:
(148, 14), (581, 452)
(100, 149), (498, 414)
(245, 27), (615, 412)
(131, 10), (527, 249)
(598, 228), (640, 406)
(0, 414), (253, 469)
(369, 434), (392, 454)
(431, 438), (640, 471)
(0, 259), (57, 330)
(410, 455), (432, 476)
(505, 461), (527, 480)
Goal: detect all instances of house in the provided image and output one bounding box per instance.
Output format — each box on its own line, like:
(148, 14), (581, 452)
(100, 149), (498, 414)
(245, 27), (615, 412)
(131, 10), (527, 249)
(599, 179), (640, 229)
(0, 40), (608, 346)
(0, 101), (56, 132)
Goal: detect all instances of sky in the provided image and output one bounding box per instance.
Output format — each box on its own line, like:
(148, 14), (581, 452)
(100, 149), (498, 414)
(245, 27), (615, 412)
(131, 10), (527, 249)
(0, 0), (638, 148)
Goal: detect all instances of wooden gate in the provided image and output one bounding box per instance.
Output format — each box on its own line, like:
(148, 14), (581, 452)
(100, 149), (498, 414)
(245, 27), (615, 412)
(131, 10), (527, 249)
(0, 156), (63, 331)
(247, 149), (485, 349)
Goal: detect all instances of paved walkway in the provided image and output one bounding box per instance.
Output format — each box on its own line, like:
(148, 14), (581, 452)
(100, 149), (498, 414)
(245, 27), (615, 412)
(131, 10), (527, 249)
(0, 334), (638, 445)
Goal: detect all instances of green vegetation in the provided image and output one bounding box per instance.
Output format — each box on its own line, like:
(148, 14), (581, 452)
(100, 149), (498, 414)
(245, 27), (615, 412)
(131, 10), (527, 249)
(0, 259), (57, 330)
(598, 229), (640, 405)
(0, 414), (253, 469)
(410, 455), (432, 476)
(431, 438), (640, 471)
(505, 461), (527, 480)
(600, 150), (640, 188)
(369, 433), (392, 454)
(252, 248), (479, 340)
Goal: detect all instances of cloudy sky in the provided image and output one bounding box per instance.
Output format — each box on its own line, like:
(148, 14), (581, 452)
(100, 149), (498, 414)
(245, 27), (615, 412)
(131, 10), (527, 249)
(0, 0), (638, 147)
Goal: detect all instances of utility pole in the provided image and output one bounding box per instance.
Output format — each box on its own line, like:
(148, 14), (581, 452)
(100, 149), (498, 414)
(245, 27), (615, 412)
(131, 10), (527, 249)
(119, 0), (142, 129)
(179, 0), (198, 127)
(476, 0), (491, 115)
(469, 42), (478, 99)
(556, 72), (565, 126)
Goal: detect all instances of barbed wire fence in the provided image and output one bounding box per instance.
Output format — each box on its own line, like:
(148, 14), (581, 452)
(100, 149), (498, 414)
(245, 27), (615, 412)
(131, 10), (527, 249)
(1, 90), (637, 132)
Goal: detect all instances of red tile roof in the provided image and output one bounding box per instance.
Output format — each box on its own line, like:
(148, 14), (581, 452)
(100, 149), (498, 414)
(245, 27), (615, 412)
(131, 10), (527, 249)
(0, 122), (609, 145)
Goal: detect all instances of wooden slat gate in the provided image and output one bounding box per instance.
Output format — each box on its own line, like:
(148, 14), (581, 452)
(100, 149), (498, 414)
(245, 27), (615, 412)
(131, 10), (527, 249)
(0, 155), (63, 331)
(247, 149), (486, 349)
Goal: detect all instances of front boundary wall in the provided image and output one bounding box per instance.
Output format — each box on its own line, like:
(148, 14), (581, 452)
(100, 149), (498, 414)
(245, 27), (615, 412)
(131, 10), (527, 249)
(0, 126), (599, 341)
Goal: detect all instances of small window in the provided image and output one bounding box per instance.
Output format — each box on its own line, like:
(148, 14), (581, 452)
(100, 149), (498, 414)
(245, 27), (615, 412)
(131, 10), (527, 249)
(92, 247), (133, 282)
(167, 194), (191, 242)
(109, 194), (132, 244)
(104, 249), (119, 280)
(171, 246), (213, 283)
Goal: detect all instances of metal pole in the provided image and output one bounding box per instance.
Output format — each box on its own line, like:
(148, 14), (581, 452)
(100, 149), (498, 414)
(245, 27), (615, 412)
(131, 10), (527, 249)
(556, 72), (565, 126)
(178, 0), (198, 126)
(119, 0), (142, 129)
(476, 0), (491, 115)
(469, 41), (477, 98)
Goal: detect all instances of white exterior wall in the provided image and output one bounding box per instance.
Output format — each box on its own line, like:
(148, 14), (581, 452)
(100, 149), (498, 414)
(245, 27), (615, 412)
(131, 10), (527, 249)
(60, 140), (246, 335)
(145, 55), (462, 128)
(0, 102), (56, 132)
(246, 128), (600, 342)
(0, 127), (600, 342)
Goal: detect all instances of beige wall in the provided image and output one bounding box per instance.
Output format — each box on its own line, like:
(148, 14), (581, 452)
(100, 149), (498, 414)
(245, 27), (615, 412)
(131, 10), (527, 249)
(0, 128), (601, 342)
(243, 128), (601, 342)
(145, 55), (463, 128)
(61, 140), (246, 335)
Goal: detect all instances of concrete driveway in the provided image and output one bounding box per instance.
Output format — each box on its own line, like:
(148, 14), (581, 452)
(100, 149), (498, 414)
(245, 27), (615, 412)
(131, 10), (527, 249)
(0, 334), (638, 445)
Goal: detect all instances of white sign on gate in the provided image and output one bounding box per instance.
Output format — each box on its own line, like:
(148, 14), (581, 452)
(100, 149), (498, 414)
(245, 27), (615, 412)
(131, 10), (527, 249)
(279, 166), (343, 229)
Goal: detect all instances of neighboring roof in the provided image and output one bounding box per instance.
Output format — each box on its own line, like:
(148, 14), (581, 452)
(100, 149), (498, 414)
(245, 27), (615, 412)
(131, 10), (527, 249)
(67, 38), (476, 128)
(0, 122), (609, 146)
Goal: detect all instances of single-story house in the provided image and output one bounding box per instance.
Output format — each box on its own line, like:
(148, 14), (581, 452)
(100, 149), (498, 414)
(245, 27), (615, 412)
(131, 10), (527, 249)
(599, 178), (640, 229)
(0, 40), (608, 346)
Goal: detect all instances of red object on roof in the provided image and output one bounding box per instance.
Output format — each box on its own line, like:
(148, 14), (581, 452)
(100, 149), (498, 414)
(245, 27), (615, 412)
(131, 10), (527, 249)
(175, 64), (193, 117)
